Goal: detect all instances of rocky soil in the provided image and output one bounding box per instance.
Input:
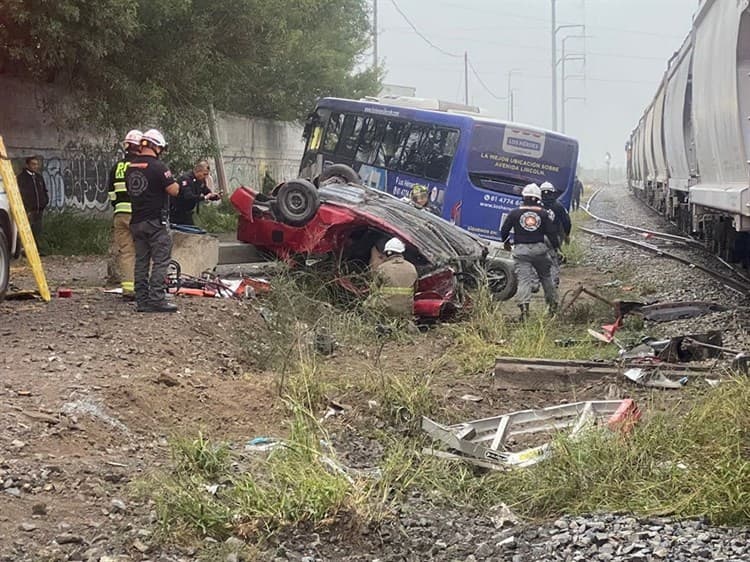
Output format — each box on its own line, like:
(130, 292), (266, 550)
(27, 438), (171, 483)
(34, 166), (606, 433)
(0, 187), (747, 562)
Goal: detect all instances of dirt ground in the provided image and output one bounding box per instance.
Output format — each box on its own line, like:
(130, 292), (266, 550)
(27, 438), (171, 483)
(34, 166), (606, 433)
(0, 252), (688, 561)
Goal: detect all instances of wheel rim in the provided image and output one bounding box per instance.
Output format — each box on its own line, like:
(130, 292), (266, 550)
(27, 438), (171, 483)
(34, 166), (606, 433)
(487, 267), (508, 293)
(286, 191), (308, 216)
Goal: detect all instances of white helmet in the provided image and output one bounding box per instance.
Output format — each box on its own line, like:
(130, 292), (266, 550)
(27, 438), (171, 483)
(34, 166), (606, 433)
(141, 128), (167, 148)
(384, 237), (406, 255)
(122, 129), (143, 148)
(521, 183), (542, 200)
(540, 181), (556, 193)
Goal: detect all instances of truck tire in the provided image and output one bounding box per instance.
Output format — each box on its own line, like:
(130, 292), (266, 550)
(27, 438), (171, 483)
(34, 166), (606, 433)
(484, 258), (517, 301)
(0, 230), (9, 301)
(319, 164), (361, 185)
(274, 179), (320, 227)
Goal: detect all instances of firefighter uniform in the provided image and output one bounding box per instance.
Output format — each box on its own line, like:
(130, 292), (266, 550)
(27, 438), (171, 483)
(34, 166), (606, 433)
(108, 155), (136, 296)
(371, 254), (418, 319)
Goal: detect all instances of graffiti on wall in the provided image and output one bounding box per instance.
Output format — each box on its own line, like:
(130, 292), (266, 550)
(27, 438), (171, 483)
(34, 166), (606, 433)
(12, 145), (119, 213)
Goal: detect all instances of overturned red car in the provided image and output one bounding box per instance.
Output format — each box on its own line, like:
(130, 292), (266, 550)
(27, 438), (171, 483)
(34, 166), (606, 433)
(230, 166), (516, 320)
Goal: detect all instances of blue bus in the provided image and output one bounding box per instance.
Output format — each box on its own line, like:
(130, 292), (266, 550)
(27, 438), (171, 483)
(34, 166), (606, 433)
(299, 97), (579, 242)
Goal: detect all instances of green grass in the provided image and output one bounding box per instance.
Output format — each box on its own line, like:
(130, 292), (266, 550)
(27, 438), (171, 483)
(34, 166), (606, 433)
(40, 209), (111, 255)
(445, 285), (617, 375)
(195, 198), (238, 233)
(138, 406), (370, 544)
(408, 377), (750, 525)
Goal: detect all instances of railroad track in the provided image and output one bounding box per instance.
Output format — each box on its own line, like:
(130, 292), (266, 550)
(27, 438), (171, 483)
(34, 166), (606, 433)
(580, 188), (750, 296)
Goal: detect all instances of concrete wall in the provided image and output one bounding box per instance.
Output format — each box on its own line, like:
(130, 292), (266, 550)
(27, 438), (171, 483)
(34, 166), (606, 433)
(0, 76), (116, 212)
(216, 110), (304, 191)
(0, 76), (305, 212)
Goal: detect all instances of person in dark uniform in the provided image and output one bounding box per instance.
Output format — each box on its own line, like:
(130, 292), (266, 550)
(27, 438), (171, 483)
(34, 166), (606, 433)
(500, 183), (560, 321)
(170, 160), (219, 225)
(571, 176), (583, 211)
(125, 129), (180, 313)
(16, 155), (49, 245)
(540, 181), (572, 287)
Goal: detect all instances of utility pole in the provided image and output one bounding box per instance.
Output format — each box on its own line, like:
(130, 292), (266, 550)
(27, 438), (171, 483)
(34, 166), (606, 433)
(551, 0), (558, 131)
(507, 68), (522, 121)
(373, 0), (378, 69)
(208, 103), (228, 194)
(560, 34), (586, 133)
(464, 51), (469, 105)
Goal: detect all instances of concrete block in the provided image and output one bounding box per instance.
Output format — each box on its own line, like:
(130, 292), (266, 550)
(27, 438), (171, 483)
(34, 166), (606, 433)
(219, 241), (264, 264)
(170, 231), (219, 277)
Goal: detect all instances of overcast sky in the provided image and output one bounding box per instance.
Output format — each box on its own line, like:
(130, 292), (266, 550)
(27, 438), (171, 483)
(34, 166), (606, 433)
(375, 0), (699, 168)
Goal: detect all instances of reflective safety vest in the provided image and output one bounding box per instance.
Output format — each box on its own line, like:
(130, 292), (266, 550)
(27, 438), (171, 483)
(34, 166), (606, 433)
(108, 158), (132, 214)
(370, 256), (418, 318)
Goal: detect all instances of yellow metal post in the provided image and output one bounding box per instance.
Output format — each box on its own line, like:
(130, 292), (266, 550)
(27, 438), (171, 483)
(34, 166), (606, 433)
(0, 135), (51, 301)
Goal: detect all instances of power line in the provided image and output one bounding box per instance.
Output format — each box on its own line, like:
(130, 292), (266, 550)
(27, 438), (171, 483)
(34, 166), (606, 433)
(383, 27), (672, 62)
(468, 59), (507, 101)
(389, 0), (462, 58)
(429, 0), (684, 40)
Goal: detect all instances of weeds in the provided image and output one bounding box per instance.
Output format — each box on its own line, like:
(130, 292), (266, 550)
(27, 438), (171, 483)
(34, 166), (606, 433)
(41, 209), (110, 255)
(446, 284), (616, 375)
(408, 378), (750, 525)
(195, 198), (238, 233)
(141, 407), (370, 545)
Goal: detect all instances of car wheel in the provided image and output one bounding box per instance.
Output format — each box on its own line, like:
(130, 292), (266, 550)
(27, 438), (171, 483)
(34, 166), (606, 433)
(319, 164), (361, 185)
(0, 230), (9, 301)
(274, 179), (320, 227)
(484, 258), (517, 301)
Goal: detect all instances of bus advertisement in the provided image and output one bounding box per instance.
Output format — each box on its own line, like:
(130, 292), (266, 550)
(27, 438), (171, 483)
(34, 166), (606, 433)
(299, 97), (579, 242)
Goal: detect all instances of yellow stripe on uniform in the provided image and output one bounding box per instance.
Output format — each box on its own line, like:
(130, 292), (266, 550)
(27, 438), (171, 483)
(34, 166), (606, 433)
(114, 202), (132, 214)
(381, 287), (414, 296)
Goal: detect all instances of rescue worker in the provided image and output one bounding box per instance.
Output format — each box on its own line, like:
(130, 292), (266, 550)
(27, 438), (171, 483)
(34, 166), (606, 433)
(540, 181), (572, 287)
(500, 183), (559, 321)
(369, 237), (418, 319)
(402, 184), (438, 214)
(125, 129), (180, 313)
(170, 160), (220, 225)
(107, 129), (141, 299)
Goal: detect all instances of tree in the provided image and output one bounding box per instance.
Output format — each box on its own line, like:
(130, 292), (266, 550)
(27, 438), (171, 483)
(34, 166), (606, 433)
(0, 0), (381, 162)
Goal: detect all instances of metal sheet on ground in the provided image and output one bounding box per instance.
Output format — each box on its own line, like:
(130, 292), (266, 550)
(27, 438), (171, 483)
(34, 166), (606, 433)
(0, 135), (50, 301)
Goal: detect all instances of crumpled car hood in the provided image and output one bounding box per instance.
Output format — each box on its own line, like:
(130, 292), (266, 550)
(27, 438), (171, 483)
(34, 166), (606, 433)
(318, 182), (488, 267)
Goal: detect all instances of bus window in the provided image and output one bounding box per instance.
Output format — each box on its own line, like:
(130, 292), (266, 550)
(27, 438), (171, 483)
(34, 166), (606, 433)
(423, 128), (459, 182)
(336, 114), (366, 159)
(323, 113), (344, 152)
(374, 121), (409, 168)
(355, 117), (386, 164)
(394, 124), (427, 175)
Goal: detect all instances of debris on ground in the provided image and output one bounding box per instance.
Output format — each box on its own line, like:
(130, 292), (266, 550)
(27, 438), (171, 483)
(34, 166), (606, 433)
(624, 368), (688, 389)
(637, 301), (727, 322)
(494, 356), (713, 390)
(422, 399), (641, 469)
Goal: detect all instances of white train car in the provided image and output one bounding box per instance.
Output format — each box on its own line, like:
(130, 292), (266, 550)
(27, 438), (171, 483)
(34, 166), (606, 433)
(627, 0), (750, 262)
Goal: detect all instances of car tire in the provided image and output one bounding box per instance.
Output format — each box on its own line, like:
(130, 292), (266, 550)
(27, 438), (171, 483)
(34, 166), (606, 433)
(0, 230), (9, 301)
(484, 258), (517, 301)
(319, 164), (361, 185)
(274, 179), (320, 227)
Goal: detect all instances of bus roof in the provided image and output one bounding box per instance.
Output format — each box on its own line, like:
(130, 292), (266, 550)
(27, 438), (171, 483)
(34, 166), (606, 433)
(316, 97), (576, 144)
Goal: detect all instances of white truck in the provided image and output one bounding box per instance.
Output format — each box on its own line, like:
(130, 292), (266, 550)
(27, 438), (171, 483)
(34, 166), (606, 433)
(0, 174), (20, 299)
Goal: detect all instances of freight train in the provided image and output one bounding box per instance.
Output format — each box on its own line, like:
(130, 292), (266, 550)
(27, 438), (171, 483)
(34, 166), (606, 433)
(627, 0), (750, 265)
